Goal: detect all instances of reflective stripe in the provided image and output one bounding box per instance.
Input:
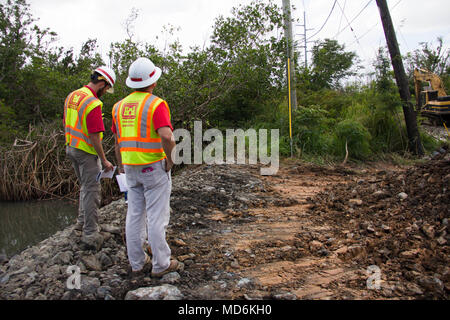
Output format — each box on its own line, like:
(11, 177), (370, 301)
(76, 97), (98, 129)
(96, 68), (115, 85)
(119, 141), (162, 150)
(66, 127), (92, 145)
(140, 95), (159, 138)
(70, 138), (79, 148)
(113, 100), (123, 139)
(115, 92), (167, 165)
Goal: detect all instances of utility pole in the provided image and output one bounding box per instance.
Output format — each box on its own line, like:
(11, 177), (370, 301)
(282, 0), (298, 111)
(297, 11), (314, 68)
(376, 0), (424, 156)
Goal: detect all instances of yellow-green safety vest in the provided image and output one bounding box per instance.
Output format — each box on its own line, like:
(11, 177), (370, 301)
(112, 92), (170, 165)
(64, 87), (103, 155)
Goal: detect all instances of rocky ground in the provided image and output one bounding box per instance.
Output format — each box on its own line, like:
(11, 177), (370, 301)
(0, 155), (448, 300)
(422, 123), (450, 143)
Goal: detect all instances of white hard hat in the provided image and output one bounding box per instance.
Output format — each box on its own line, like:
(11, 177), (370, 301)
(94, 66), (116, 93)
(126, 57), (162, 89)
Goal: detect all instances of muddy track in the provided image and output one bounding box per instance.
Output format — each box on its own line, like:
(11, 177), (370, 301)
(119, 160), (446, 300)
(157, 160), (448, 300)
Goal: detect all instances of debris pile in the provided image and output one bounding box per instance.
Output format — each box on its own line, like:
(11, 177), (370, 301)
(307, 159), (449, 299)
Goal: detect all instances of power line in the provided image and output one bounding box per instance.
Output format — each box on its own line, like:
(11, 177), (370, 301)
(337, 0), (347, 35)
(348, 0), (402, 46)
(333, 0), (370, 63)
(334, 0), (373, 39)
(306, 0), (338, 41)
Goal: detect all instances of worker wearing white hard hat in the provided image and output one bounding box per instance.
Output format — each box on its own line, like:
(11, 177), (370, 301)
(64, 66), (116, 249)
(112, 57), (182, 277)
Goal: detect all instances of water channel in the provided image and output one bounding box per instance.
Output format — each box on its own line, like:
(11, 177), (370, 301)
(0, 200), (78, 258)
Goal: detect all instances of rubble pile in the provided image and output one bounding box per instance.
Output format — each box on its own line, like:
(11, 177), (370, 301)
(307, 159), (450, 299)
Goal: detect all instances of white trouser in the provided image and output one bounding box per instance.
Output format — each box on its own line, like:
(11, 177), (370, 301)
(125, 159), (172, 272)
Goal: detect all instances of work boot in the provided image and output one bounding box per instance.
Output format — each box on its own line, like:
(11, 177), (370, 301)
(81, 232), (104, 251)
(130, 253), (152, 279)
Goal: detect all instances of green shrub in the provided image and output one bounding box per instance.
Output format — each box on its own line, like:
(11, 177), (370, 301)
(332, 119), (372, 159)
(291, 105), (334, 155)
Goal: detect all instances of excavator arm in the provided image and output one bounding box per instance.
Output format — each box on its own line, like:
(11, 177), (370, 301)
(413, 68), (447, 98)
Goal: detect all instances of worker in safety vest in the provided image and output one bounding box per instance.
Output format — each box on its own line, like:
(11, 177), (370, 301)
(112, 57), (182, 277)
(64, 66), (115, 248)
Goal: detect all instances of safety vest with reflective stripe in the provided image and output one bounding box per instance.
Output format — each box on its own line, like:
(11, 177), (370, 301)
(64, 87), (103, 155)
(112, 92), (169, 165)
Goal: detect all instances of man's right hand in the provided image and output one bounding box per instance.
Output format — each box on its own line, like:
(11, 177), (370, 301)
(165, 159), (173, 172)
(102, 159), (114, 172)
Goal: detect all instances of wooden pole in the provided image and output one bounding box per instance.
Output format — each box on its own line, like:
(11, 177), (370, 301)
(283, 0), (298, 112)
(288, 58), (293, 157)
(376, 0), (424, 155)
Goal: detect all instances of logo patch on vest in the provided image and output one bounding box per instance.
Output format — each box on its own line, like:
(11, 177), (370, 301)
(68, 92), (88, 110)
(122, 103), (138, 120)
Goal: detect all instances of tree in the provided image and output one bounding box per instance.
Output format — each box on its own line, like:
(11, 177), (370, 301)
(0, 0), (60, 126)
(405, 37), (450, 92)
(406, 37), (449, 76)
(310, 39), (358, 89)
(207, 0), (286, 127)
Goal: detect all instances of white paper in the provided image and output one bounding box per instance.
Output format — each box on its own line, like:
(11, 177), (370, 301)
(96, 166), (117, 182)
(115, 174), (128, 192)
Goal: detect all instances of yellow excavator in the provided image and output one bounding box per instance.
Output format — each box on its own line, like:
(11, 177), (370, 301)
(413, 68), (450, 125)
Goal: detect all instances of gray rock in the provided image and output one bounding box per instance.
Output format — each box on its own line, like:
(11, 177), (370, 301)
(273, 292), (297, 300)
(96, 286), (112, 299)
(398, 192), (408, 200)
(125, 284), (183, 300)
(0, 273), (10, 284)
(100, 224), (121, 235)
(43, 265), (61, 278)
(81, 255), (102, 271)
(61, 290), (76, 300)
(98, 252), (113, 269)
(237, 277), (254, 289)
(161, 272), (181, 284)
(80, 233), (104, 251)
(51, 251), (73, 265)
(80, 276), (101, 295)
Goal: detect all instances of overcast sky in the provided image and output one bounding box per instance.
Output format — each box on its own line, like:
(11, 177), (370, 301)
(26, 0), (450, 73)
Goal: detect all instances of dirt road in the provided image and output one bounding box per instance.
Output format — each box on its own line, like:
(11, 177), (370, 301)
(136, 158), (448, 300)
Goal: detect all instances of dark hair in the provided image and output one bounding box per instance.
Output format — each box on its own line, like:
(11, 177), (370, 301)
(90, 72), (108, 85)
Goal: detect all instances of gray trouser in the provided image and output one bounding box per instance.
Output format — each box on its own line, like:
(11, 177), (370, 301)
(125, 159), (172, 273)
(66, 146), (101, 236)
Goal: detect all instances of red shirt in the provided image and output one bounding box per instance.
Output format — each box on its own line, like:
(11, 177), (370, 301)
(84, 86), (105, 134)
(111, 101), (173, 134)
